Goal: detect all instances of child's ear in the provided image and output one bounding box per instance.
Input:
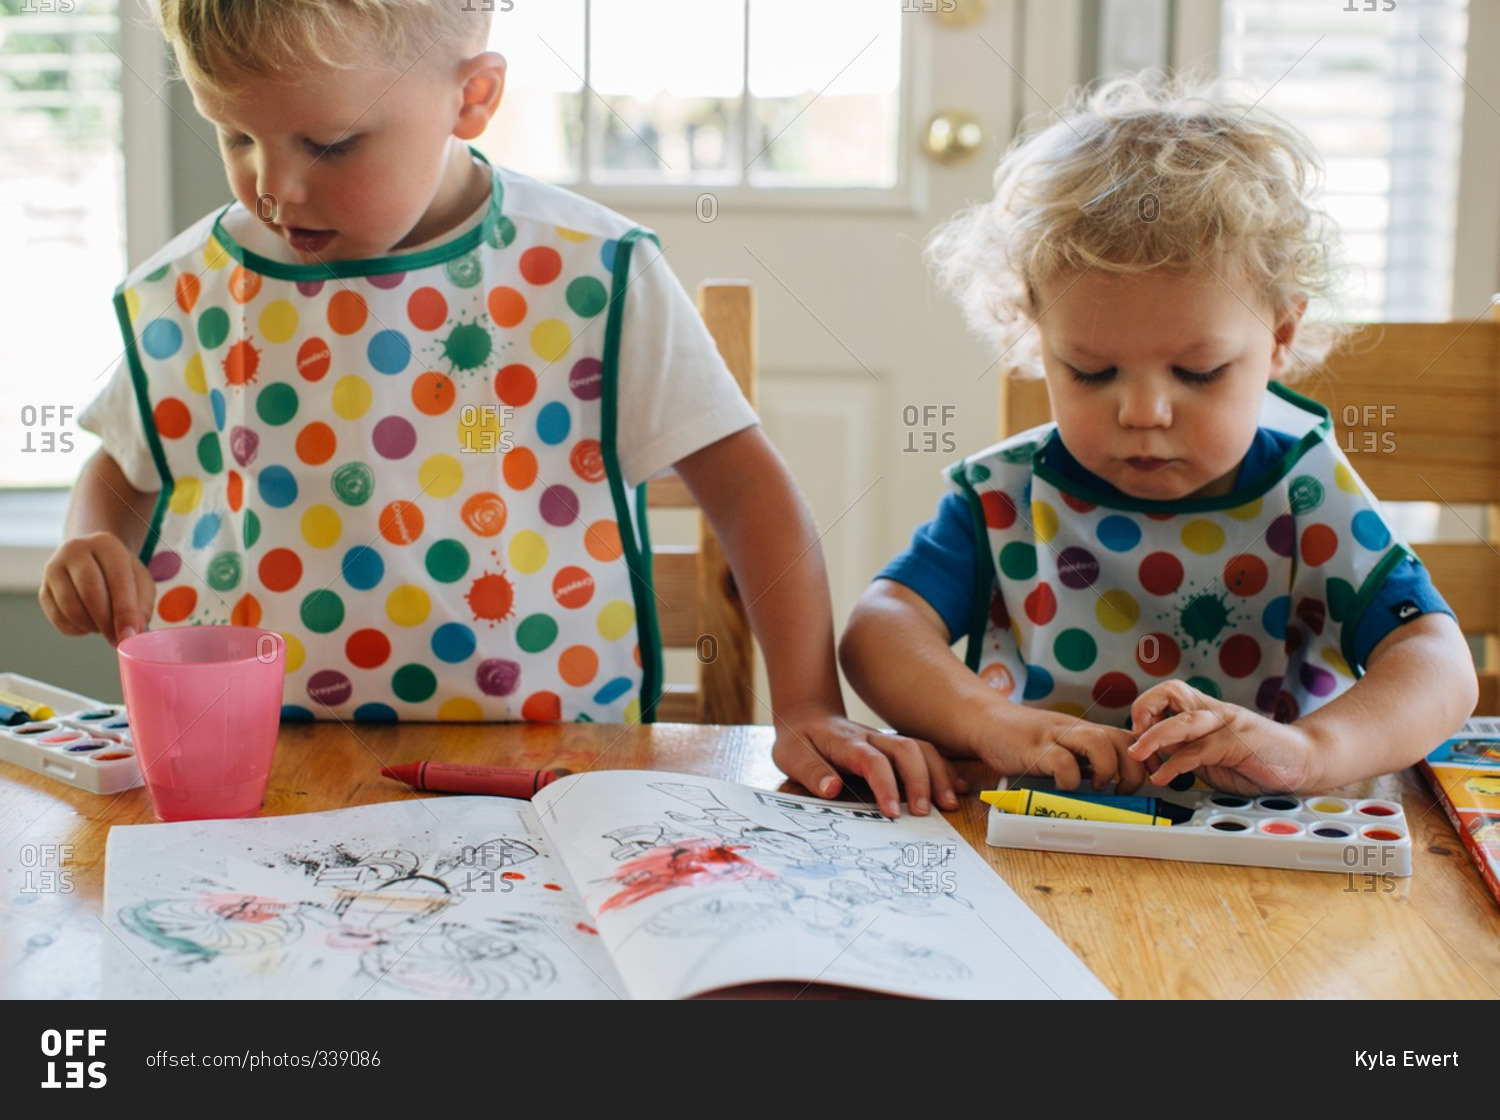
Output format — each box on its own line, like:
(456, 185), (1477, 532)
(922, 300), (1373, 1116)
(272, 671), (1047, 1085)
(1268, 296), (1308, 380)
(454, 51), (506, 141)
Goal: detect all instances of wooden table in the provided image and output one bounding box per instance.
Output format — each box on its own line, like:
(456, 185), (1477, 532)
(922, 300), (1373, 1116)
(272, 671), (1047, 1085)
(3, 720), (1498, 1000)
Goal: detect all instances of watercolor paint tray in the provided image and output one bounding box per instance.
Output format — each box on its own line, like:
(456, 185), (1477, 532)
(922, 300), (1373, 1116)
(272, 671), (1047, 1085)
(0, 672), (142, 795)
(983, 778), (1412, 876)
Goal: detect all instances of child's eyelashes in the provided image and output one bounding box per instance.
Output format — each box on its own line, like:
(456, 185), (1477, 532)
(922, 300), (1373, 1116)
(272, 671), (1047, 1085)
(1065, 364), (1229, 386)
(306, 137), (356, 159)
(1174, 364), (1229, 385)
(1069, 367), (1116, 386)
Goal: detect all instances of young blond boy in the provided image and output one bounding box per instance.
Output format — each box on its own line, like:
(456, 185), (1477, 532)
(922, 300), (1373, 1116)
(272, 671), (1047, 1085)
(43, 1), (953, 818)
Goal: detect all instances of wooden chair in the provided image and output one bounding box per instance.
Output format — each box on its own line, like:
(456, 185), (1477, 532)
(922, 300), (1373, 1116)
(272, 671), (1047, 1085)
(998, 302), (1500, 715)
(644, 281), (757, 724)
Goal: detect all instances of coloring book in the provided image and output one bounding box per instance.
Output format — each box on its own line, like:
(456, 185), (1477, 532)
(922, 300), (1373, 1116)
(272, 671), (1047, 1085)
(102, 769), (1112, 999)
(1417, 719), (1500, 908)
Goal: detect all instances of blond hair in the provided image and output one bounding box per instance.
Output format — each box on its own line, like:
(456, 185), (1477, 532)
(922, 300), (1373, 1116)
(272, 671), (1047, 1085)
(157, 1), (493, 95)
(927, 69), (1351, 379)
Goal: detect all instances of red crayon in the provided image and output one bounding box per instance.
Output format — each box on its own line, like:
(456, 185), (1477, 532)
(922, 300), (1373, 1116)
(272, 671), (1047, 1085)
(380, 761), (568, 799)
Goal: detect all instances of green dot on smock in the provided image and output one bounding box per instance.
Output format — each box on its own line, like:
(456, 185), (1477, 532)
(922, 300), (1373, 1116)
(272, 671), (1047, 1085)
(243, 509), (261, 549)
(197, 306), (230, 349)
(425, 539), (470, 583)
(1289, 474), (1325, 514)
(391, 663), (438, 703)
(441, 320), (493, 372)
(487, 215), (516, 250)
(206, 551), (242, 592)
(196, 432), (223, 474)
(445, 252), (483, 289)
(301, 589), (345, 633)
(145, 263), (171, 282)
(1326, 576), (1356, 623)
(966, 464), (990, 484)
(1185, 675), (1222, 700)
(999, 541), (1038, 581)
(566, 276), (608, 317)
(256, 383), (299, 426)
(1053, 629), (1097, 672)
(331, 461), (376, 506)
(515, 613), (559, 653)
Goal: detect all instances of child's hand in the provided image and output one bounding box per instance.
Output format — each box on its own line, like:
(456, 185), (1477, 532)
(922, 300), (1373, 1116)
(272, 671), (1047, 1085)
(1127, 679), (1316, 794)
(39, 531), (156, 647)
(971, 710), (1147, 796)
(770, 701), (967, 820)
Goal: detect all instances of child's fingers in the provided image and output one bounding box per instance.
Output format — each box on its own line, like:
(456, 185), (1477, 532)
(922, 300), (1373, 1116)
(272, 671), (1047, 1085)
(869, 730), (966, 815)
(1128, 707), (1222, 761)
(38, 582), (92, 636)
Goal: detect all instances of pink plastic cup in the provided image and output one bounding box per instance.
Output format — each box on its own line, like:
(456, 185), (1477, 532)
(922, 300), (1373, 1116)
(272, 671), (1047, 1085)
(117, 626), (286, 822)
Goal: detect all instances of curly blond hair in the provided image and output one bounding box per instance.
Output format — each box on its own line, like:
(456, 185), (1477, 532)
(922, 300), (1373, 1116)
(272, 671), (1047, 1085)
(926, 69), (1351, 379)
(157, 1), (493, 95)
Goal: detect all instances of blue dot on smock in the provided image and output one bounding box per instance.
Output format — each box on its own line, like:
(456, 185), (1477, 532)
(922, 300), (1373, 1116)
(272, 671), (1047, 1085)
(1351, 509), (1390, 551)
(258, 465), (298, 508)
(593, 677), (634, 705)
(141, 319), (183, 360)
(353, 702), (398, 723)
(210, 388), (227, 431)
(600, 239), (618, 273)
(1262, 595), (1291, 642)
(431, 622), (477, 663)
(191, 512), (222, 549)
(1096, 514), (1142, 553)
(1022, 664), (1054, 701)
(367, 329), (412, 375)
(281, 705), (314, 722)
(340, 545), (385, 591)
(536, 402), (571, 445)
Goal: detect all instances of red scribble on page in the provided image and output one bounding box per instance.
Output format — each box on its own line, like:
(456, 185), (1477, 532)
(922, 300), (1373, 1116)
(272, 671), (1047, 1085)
(599, 839), (773, 914)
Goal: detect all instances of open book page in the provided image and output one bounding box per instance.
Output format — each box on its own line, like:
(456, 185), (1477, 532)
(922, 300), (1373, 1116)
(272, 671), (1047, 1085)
(534, 770), (1113, 1000)
(102, 798), (624, 999)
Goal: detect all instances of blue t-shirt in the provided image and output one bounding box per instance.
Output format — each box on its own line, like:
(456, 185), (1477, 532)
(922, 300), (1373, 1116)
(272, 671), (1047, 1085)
(878, 429), (1452, 672)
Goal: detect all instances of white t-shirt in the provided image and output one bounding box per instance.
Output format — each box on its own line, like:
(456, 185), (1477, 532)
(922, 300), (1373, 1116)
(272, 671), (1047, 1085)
(80, 162), (758, 492)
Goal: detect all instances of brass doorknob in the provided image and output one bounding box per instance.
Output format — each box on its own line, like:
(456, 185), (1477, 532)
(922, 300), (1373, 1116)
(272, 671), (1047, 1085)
(921, 111), (983, 164)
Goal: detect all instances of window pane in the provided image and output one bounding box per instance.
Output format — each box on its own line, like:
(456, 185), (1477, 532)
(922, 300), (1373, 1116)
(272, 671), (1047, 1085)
(476, 0), (586, 183)
(748, 0), (901, 187)
(1220, 0), (1469, 320)
(0, 0), (119, 488)
(590, 0), (744, 183)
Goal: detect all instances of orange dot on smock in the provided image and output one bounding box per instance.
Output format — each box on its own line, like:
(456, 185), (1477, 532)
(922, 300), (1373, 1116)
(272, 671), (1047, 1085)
(258, 547), (304, 592)
(981, 491), (1017, 529)
(226, 469), (244, 512)
(488, 286), (527, 328)
(223, 339), (260, 386)
(346, 628), (392, 669)
(570, 438), (605, 483)
(175, 273), (200, 313)
(495, 364), (538, 408)
(1301, 524), (1338, 567)
(558, 645), (599, 687)
(521, 690), (563, 721)
(295, 421), (338, 465)
(228, 266), (262, 304)
(154, 398), (191, 439)
(157, 586), (197, 623)
(1223, 554), (1269, 597)
(231, 593), (262, 627)
(297, 337), (331, 381)
(327, 290), (369, 335)
(520, 247), (563, 286)
(585, 520), (622, 562)
(407, 286), (448, 332)
(379, 500), (425, 545)
(503, 447), (538, 490)
(461, 492), (508, 537)
(412, 371), (456, 416)
(553, 565), (596, 609)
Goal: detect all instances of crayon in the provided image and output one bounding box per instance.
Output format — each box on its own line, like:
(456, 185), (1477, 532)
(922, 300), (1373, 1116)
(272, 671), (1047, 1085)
(0, 691), (55, 724)
(380, 761), (569, 799)
(981, 787), (1191, 826)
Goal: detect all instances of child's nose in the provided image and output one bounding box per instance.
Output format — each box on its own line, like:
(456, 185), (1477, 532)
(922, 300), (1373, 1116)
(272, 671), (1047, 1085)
(254, 154), (308, 212)
(1117, 379), (1172, 428)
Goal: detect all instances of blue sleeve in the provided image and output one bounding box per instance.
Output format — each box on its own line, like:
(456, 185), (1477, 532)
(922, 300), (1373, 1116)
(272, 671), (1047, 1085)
(874, 491), (977, 645)
(1350, 555), (1457, 671)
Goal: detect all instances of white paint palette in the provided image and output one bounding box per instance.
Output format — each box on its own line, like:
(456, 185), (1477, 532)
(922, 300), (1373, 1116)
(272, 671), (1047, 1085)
(983, 777), (1412, 876)
(0, 673), (142, 795)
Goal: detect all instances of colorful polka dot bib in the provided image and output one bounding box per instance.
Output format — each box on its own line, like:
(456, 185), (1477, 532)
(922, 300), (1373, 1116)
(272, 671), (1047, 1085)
(114, 169), (662, 724)
(949, 384), (1415, 726)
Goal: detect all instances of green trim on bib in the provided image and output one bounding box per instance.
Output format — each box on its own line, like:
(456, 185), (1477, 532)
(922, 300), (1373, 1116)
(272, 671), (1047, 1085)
(1031, 380), (1332, 514)
(1343, 543), (1418, 676)
(947, 460), (998, 673)
(113, 286), (174, 567)
(602, 226), (665, 722)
